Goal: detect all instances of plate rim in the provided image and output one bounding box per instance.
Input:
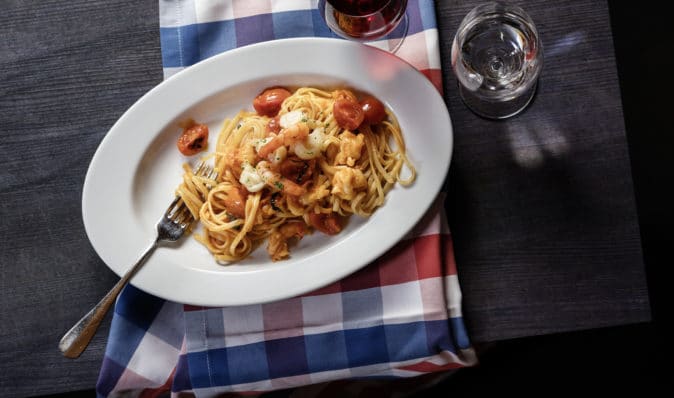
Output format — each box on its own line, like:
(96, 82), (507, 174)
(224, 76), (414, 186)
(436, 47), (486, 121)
(82, 37), (453, 306)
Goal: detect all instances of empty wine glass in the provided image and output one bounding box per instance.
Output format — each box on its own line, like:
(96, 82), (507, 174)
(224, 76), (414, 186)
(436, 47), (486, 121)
(319, 0), (409, 52)
(451, 2), (543, 119)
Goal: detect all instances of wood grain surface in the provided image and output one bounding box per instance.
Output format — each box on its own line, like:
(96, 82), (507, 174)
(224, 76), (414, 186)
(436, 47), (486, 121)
(1, 1), (163, 396)
(436, 0), (649, 342)
(0, 0), (650, 396)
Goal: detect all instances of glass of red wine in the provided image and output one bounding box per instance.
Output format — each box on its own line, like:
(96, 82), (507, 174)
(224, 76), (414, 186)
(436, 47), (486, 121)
(319, 0), (409, 52)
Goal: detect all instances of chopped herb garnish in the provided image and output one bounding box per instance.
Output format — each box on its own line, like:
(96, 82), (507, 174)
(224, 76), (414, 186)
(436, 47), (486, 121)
(274, 181), (284, 190)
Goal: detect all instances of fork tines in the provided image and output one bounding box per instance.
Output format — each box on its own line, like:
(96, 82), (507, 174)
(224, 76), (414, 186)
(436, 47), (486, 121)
(166, 161), (218, 226)
(165, 196), (191, 225)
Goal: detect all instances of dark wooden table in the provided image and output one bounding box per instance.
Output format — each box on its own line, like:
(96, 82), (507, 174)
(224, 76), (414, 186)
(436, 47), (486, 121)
(1, 1), (663, 396)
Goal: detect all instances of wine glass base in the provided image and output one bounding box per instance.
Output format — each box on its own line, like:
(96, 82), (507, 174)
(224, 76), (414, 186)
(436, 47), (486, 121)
(319, 0), (410, 54)
(364, 12), (409, 54)
(458, 82), (539, 120)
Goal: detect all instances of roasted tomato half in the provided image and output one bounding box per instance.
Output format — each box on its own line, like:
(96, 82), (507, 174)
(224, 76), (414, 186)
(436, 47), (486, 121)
(333, 98), (364, 131)
(177, 123), (209, 156)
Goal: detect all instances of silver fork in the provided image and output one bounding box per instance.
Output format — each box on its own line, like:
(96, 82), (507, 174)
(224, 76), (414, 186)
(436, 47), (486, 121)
(59, 161), (217, 358)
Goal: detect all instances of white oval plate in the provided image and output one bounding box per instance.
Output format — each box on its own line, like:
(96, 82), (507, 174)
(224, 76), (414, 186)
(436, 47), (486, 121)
(83, 38), (452, 306)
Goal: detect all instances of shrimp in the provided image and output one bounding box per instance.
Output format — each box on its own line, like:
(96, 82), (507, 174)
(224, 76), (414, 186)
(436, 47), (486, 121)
(220, 186), (247, 219)
(267, 220), (307, 261)
(256, 160), (306, 196)
(222, 144), (256, 180)
(335, 131), (365, 167)
(331, 167), (367, 200)
(258, 122), (310, 159)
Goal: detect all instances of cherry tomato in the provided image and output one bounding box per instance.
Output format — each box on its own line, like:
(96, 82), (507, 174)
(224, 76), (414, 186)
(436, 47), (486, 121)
(253, 87), (291, 117)
(308, 212), (342, 235)
(280, 157), (314, 184)
(177, 123), (209, 156)
(333, 98), (364, 131)
(360, 96), (386, 125)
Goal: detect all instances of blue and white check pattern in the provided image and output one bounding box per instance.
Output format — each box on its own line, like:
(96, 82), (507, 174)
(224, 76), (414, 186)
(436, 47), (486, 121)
(96, 1), (475, 397)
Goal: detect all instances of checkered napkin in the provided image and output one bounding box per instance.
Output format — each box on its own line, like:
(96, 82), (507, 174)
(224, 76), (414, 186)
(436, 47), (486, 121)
(96, 1), (476, 397)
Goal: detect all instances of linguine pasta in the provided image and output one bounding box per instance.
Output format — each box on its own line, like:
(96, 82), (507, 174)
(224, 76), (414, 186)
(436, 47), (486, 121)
(176, 86), (415, 263)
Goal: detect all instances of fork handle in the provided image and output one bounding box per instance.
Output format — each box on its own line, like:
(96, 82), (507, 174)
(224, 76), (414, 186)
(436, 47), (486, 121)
(59, 240), (158, 358)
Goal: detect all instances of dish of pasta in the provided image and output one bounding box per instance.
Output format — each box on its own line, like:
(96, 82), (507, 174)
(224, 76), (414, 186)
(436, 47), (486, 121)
(82, 38), (452, 305)
(176, 86), (415, 263)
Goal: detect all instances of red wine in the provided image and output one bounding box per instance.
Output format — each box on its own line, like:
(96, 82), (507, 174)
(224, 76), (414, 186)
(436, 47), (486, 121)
(321, 0), (407, 40)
